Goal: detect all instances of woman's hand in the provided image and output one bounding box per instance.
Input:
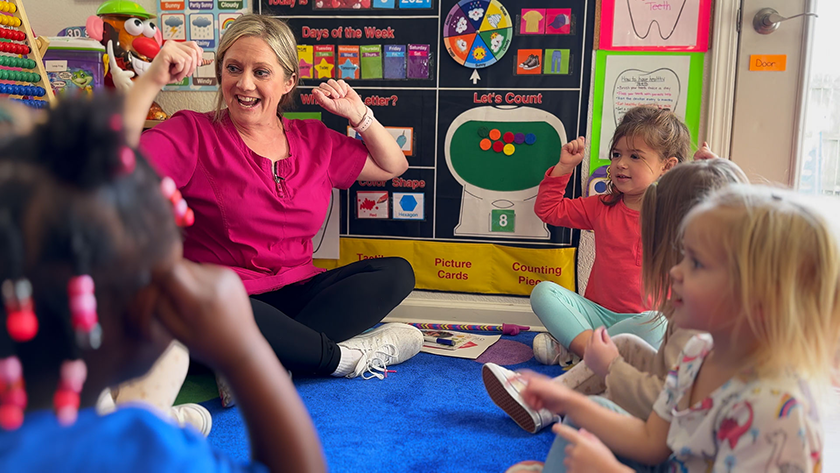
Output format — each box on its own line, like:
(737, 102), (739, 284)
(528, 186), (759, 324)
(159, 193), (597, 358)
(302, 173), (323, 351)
(518, 370), (585, 415)
(553, 424), (631, 473)
(312, 79), (367, 125)
(583, 327), (620, 380)
(143, 41), (204, 90)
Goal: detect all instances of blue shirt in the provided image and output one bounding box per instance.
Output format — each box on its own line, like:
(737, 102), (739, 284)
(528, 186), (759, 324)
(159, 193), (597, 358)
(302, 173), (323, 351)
(0, 406), (266, 473)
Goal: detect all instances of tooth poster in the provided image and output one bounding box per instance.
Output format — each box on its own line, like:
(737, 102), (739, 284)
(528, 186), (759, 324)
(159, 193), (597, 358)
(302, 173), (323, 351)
(158, 0), (250, 91)
(589, 50), (704, 181)
(599, 0), (711, 51)
(259, 0), (597, 296)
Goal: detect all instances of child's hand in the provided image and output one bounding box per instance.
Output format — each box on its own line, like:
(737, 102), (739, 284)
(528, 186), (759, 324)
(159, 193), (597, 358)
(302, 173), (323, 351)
(151, 260), (261, 372)
(144, 41), (203, 89)
(519, 370), (584, 415)
(559, 136), (587, 167)
(584, 327), (620, 380)
(693, 141), (720, 161)
(553, 424), (630, 473)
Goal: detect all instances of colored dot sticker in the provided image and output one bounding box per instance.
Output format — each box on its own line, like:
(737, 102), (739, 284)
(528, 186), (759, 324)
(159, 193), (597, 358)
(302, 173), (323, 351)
(489, 129), (501, 141)
(477, 126), (489, 138)
(524, 133), (537, 145)
(514, 133), (525, 144)
(503, 144), (515, 156)
(492, 141), (505, 153)
(479, 138), (492, 151)
(503, 132), (514, 143)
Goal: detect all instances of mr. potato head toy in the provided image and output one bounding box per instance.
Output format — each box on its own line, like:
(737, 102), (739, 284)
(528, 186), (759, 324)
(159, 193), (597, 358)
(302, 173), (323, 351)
(85, 0), (168, 119)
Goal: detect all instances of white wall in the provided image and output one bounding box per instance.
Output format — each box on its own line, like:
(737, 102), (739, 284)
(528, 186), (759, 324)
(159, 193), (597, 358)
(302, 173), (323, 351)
(27, 0), (223, 113)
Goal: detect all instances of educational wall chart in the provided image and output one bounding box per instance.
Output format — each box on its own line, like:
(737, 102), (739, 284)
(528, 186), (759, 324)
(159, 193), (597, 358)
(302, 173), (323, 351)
(588, 50), (703, 195)
(157, 0), (250, 90)
(599, 0), (711, 51)
(260, 0), (596, 295)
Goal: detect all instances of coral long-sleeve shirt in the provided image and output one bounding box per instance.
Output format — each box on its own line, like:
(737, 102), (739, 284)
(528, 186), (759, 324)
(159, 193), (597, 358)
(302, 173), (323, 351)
(534, 167), (646, 313)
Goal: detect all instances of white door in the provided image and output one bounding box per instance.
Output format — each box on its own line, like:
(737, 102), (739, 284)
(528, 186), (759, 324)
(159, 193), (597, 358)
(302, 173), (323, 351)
(729, 0), (815, 186)
(730, 1), (839, 469)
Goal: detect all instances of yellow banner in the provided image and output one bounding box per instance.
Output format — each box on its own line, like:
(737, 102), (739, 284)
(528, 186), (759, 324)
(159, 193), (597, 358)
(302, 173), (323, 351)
(314, 238), (575, 296)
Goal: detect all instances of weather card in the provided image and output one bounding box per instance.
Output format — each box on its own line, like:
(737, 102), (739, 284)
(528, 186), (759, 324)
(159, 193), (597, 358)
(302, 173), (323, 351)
(161, 14), (186, 41)
(188, 13), (215, 48)
(159, 0), (249, 91)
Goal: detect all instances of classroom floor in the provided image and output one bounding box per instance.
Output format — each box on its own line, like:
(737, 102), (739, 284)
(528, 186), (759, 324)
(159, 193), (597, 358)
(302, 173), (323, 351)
(177, 348), (840, 471)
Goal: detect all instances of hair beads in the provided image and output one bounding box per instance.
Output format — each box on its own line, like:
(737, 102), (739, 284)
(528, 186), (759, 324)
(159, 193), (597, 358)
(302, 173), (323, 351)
(2, 279), (37, 342)
(0, 356), (25, 430)
(161, 177), (195, 227)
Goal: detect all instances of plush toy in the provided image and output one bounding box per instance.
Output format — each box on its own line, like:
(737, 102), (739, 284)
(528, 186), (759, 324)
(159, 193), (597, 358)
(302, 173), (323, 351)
(85, 1), (168, 120)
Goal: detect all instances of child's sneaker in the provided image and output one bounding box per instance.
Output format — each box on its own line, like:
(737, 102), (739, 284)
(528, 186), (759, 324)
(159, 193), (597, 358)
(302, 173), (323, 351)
(169, 403), (212, 437)
(533, 332), (580, 367)
(482, 363), (559, 433)
(504, 461), (544, 473)
(338, 323), (423, 379)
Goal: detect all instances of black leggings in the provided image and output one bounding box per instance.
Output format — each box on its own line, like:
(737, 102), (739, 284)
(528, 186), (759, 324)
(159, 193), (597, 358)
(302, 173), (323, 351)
(250, 257), (415, 376)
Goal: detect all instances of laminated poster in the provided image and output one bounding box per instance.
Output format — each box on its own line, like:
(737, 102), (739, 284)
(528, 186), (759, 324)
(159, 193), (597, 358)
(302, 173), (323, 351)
(599, 0), (711, 52)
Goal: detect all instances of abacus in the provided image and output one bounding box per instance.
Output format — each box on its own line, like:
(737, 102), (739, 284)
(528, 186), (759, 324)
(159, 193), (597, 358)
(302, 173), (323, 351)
(0, 0), (54, 109)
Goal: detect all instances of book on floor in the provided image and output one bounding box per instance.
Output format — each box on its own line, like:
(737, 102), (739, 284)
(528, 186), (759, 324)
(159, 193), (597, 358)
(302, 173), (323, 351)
(419, 329), (500, 359)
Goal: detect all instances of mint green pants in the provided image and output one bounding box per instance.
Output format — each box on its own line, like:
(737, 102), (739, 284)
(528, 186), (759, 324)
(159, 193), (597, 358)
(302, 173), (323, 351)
(530, 281), (666, 349)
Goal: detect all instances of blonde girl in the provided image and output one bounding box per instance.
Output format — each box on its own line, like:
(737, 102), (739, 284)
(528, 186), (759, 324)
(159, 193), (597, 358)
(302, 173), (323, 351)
(523, 185), (839, 472)
(530, 106), (690, 366)
(485, 159), (749, 434)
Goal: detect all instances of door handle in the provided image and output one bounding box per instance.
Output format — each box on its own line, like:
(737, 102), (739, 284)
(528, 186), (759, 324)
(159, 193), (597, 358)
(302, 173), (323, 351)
(753, 7), (818, 35)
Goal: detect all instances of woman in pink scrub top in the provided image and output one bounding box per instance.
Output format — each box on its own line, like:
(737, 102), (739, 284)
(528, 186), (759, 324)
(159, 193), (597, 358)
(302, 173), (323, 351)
(124, 15), (415, 380)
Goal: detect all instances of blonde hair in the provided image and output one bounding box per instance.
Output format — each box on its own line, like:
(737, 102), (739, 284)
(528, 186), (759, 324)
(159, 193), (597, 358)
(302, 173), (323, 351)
(213, 15), (300, 122)
(602, 106), (692, 206)
(641, 159), (749, 320)
(684, 185), (840, 380)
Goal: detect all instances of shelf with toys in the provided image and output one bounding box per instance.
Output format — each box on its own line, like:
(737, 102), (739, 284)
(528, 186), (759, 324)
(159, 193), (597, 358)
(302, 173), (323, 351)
(0, 0), (55, 109)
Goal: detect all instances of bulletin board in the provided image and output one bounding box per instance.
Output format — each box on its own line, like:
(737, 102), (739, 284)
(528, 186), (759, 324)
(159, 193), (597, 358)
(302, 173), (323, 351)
(260, 0), (597, 295)
(157, 0), (250, 90)
(599, 0), (711, 51)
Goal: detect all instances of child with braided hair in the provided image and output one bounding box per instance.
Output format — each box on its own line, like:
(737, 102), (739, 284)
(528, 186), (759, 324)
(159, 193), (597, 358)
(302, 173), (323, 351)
(0, 95), (326, 472)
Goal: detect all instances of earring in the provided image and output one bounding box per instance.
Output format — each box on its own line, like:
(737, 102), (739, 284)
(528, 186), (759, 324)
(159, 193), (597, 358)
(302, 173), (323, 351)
(53, 359), (86, 426)
(0, 356), (26, 430)
(68, 275), (101, 350)
(160, 177), (195, 227)
(2, 279), (38, 342)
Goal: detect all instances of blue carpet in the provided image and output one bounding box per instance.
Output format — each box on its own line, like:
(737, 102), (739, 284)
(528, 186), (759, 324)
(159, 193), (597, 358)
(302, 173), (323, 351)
(200, 331), (568, 472)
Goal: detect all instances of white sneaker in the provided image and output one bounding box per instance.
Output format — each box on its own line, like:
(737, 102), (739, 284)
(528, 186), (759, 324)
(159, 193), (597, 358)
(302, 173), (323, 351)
(170, 403), (212, 437)
(482, 363), (559, 433)
(338, 323), (423, 379)
(533, 333), (580, 367)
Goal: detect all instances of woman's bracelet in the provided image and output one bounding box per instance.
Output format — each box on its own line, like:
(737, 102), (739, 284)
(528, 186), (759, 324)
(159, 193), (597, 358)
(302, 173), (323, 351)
(351, 106), (375, 134)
